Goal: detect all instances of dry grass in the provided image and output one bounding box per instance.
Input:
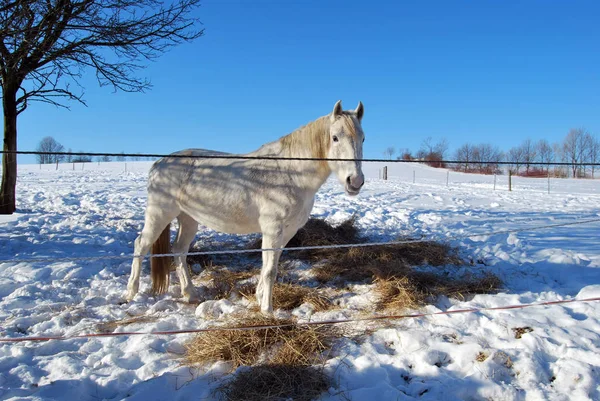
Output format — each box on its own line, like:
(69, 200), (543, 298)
(237, 283), (333, 312)
(198, 264), (258, 300)
(312, 241), (463, 286)
(217, 365), (330, 401)
(183, 315), (336, 369)
(96, 315), (159, 333)
(512, 326), (534, 339)
(476, 352), (489, 362)
(193, 217), (499, 315)
(200, 265), (333, 311)
(375, 272), (502, 312)
(374, 276), (424, 311)
(247, 217), (362, 260)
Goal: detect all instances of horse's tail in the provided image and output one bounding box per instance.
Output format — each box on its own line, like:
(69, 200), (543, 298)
(151, 224), (172, 295)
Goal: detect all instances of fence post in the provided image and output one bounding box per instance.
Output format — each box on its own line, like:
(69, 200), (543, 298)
(446, 170), (449, 187)
(383, 166), (388, 181)
(55, 160), (58, 170)
(125, 162), (127, 172)
(413, 170), (415, 184)
(547, 172), (550, 194)
(508, 171), (512, 192)
(493, 174), (496, 191)
(73, 162), (75, 171)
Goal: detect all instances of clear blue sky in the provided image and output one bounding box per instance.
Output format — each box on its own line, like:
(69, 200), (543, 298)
(16, 0), (600, 164)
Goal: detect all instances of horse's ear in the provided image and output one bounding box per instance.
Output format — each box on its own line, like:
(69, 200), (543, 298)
(331, 100), (343, 120)
(355, 101), (364, 122)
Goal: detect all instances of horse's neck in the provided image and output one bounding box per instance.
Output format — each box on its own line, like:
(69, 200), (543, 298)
(252, 117), (332, 192)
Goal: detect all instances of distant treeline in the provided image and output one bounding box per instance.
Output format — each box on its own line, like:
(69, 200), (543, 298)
(384, 128), (599, 178)
(35, 137), (157, 164)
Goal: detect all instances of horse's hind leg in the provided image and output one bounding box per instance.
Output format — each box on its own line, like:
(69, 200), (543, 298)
(172, 212), (199, 302)
(126, 203), (179, 301)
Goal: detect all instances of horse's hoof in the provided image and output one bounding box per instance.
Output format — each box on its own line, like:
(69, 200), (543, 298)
(125, 290), (136, 302)
(182, 287), (204, 304)
(260, 306), (273, 315)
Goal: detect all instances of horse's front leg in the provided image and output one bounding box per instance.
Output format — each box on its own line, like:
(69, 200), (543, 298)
(256, 226), (284, 314)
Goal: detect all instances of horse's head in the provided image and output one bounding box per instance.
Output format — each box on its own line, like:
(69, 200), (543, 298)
(327, 100), (365, 196)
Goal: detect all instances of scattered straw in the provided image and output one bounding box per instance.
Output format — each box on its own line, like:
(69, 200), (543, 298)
(375, 276), (423, 312)
(96, 315), (159, 333)
(183, 315), (336, 369)
(217, 365), (330, 401)
(375, 272), (502, 312)
(512, 326), (534, 339)
(237, 282), (333, 311)
(197, 265), (258, 300)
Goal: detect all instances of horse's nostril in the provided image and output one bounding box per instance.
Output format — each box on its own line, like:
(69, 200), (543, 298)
(346, 176), (351, 185)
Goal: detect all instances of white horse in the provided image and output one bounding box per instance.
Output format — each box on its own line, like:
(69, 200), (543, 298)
(126, 100), (365, 313)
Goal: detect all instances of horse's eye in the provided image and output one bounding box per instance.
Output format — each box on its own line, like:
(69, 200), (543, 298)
(362, 137), (365, 143)
(333, 136), (339, 142)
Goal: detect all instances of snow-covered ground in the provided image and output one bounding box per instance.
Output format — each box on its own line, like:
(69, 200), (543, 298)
(1, 160), (600, 400)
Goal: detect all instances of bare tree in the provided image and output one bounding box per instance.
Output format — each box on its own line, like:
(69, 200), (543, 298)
(536, 139), (553, 174)
(472, 143), (503, 174)
(0, 1), (204, 214)
(417, 137), (448, 168)
(397, 147), (412, 161)
(35, 136), (64, 164)
(72, 151), (92, 163)
(65, 148), (72, 163)
(506, 146), (525, 174)
(563, 128), (589, 178)
(520, 139), (537, 175)
(434, 138), (449, 160)
(383, 146), (395, 160)
(99, 155), (111, 162)
(589, 134), (599, 179)
(454, 143), (474, 172)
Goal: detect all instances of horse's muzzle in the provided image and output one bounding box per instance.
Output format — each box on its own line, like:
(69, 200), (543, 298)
(345, 174), (364, 196)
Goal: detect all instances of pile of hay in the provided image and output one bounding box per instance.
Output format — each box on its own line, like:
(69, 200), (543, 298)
(375, 272), (502, 312)
(217, 365), (329, 401)
(312, 240), (463, 285)
(248, 217), (362, 260)
(183, 315), (336, 368)
(198, 266), (333, 311)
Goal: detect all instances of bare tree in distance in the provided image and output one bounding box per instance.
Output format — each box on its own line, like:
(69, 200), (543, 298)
(506, 146), (525, 175)
(383, 146), (395, 160)
(397, 147), (412, 161)
(473, 143), (503, 174)
(520, 139), (537, 175)
(0, 0), (204, 214)
(536, 139), (554, 174)
(72, 151), (92, 163)
(589, 134), (599, 179)
(563, 128), (590, 178)
(453, 143), (474, 172)
(434, 138), (449, 160)
(35, 136), (64, 164)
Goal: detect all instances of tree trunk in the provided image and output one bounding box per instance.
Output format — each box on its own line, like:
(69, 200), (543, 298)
(0, 88), (18, 215)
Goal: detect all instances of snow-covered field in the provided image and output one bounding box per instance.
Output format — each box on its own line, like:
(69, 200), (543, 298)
(1, 160), (600, 400)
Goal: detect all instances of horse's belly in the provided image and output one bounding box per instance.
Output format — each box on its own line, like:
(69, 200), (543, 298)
(197, 214), (260, 234)
(182, 203), (261, 235)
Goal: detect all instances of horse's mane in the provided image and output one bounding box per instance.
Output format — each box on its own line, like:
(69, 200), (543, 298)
(280, 116), (330, 160)
(280, 112), (358, 159)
